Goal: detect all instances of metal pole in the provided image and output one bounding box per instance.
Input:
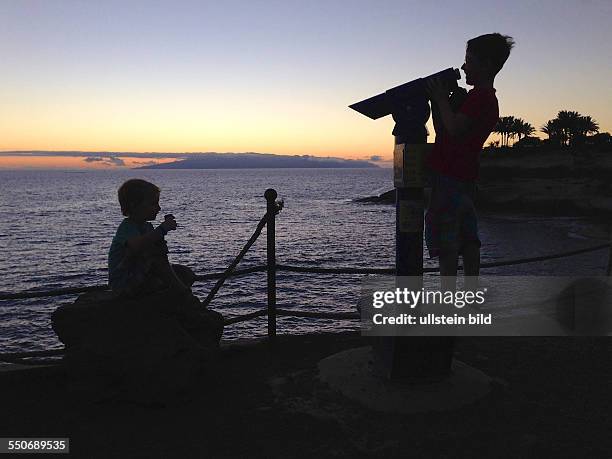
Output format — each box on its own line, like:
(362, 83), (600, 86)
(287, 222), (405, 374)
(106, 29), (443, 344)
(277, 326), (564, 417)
(377, 96), (453, 379)
(265, 188), (277, 341)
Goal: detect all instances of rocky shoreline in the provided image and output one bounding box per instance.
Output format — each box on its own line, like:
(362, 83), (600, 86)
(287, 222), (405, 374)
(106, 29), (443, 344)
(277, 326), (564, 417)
(356, 150), (612, 220)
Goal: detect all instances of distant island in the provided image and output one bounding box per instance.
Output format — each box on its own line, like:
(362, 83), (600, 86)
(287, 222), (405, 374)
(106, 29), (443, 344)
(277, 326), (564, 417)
(135, 153), (377, 169)
(0, 151), (379, 169)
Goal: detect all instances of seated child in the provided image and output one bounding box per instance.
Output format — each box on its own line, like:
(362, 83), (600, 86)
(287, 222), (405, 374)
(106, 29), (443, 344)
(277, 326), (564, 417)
(108, 179), (223, 347)
(108, 178), (193, 298)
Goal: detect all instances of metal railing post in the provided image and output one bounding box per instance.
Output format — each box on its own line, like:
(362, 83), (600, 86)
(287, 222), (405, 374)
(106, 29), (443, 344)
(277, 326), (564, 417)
(265, 188), (278, 341)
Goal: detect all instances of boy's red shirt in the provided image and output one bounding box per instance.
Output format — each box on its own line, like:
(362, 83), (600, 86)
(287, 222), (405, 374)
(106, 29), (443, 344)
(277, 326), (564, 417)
(427, 87), (499, 181)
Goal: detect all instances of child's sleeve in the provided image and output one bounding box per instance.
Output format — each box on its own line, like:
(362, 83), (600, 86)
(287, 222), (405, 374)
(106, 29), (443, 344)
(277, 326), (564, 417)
(459, 91), (489, 120)
(113, 221), (141, 248)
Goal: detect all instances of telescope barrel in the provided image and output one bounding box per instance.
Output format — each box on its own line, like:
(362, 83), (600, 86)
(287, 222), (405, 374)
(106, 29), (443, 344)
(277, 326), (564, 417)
(349, 68), (461, 120)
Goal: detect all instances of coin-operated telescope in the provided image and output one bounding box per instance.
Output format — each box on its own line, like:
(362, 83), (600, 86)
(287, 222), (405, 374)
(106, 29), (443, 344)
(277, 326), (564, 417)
(350, 67), (460, 140)
(351, 67), (462, 189)
(350, 68), (462, 380)
(349, 68), (460, 119)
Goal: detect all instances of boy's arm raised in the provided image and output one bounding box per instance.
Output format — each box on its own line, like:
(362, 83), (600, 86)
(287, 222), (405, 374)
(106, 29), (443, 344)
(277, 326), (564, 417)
(125, 216), (176, 255)
(427, 78), (473, 138)
(431, 100), (443, 139)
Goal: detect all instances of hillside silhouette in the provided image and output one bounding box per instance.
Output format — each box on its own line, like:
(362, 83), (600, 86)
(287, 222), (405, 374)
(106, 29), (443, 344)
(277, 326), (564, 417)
(136, 153), (377, 169)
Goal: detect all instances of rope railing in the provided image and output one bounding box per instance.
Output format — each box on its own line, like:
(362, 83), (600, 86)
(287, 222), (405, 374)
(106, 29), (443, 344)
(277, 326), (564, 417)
(3, 243), (607, 302)
(276, 242), (611, 275)
(201, 215), (268, 308)
(195, 265), (267, 281)
(0, 265), (269, 301)
(277, 309), (360, 320)
(223, 309), (268, 325)
(0, 349), (65, 360)
(277, 265), (394, 275)
(0, 285), (109, 302)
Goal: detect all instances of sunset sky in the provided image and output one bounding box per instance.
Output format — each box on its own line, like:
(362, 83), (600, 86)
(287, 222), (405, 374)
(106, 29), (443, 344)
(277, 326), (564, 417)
(1, 0), (610, 168)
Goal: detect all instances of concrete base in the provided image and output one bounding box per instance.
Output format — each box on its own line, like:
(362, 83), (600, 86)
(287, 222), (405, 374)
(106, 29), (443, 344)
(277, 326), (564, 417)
(318, 346), (491, 414)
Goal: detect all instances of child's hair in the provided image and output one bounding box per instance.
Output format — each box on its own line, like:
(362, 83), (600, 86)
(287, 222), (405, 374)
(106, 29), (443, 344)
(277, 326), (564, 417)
(117, 179), (160, 216)
(467, 33), (515, 74)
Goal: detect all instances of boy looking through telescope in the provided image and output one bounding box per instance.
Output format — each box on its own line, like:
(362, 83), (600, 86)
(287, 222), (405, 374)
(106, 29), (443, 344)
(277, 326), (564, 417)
(425, 33), (514, 287)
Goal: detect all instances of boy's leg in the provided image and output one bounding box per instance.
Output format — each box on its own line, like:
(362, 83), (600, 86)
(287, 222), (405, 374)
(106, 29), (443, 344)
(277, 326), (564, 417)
(149, 254), (189, 293)
(439, 246), (459, 292)
(459, 190), (480, 291)
(462, 242), (480, 276)
(171, 264), (197, 289)
(425, 177), (459, 293)
(462, 242), (480, 292)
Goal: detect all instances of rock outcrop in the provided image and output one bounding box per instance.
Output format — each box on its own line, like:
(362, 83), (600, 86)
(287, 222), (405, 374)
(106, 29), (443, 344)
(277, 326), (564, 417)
(355, 151), (612, 218)
(51, 286), (223, 403)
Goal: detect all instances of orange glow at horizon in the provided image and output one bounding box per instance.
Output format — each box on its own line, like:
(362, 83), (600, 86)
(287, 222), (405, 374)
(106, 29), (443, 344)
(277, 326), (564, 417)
(0, 130), (524, 169)
(0, 156), (179, 170)
(0, 109), (396, 164)
(2, 75), (610, 168)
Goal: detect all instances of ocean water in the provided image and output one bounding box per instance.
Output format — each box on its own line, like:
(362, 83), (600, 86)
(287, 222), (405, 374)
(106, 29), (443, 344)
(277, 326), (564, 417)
(0, 168), (609, 353)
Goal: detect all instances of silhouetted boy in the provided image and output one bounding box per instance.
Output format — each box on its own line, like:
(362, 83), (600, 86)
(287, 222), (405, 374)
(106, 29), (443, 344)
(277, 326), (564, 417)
(108, 178), (223, 347)
(108, 179), (193, 297)
(425, 33), (514, 289)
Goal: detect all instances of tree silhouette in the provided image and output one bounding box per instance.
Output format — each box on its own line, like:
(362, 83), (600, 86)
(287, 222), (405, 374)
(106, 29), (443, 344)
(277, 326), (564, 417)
(513, 118), (535, 141)
(573, 115), (599, 145)
(557, 110), (581, 146)
(541, 111), (599, 147)
(494, 116), (534, 147)
(494, 116), (516, 147)
(541, 119), (563, 146)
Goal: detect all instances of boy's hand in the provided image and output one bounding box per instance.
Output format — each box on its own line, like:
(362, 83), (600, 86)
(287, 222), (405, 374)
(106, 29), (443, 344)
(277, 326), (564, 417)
(160, 214), (177, 232)
(426, 77), (450, 104)
(449, 87), (468, 112)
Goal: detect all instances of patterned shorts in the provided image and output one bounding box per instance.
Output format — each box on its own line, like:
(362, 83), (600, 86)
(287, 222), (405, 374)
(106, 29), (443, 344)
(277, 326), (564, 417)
(425, 174), (480, 258)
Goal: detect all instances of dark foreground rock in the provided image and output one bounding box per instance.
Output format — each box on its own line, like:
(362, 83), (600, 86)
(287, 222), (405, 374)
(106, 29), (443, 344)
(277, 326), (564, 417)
(51, 288), (223, 404)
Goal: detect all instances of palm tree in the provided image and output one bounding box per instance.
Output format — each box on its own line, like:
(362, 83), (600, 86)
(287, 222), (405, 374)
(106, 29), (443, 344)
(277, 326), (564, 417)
(514, 119), (535, 141)
(494, 116), (516, 147)
(558, 110), (582, 146)
(541, 120), (557, 137)
(541, 111), (600, 148)
(541, 119), (563, 146)
(507, 118), (520, 145)
(573, 115), (599, 145)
